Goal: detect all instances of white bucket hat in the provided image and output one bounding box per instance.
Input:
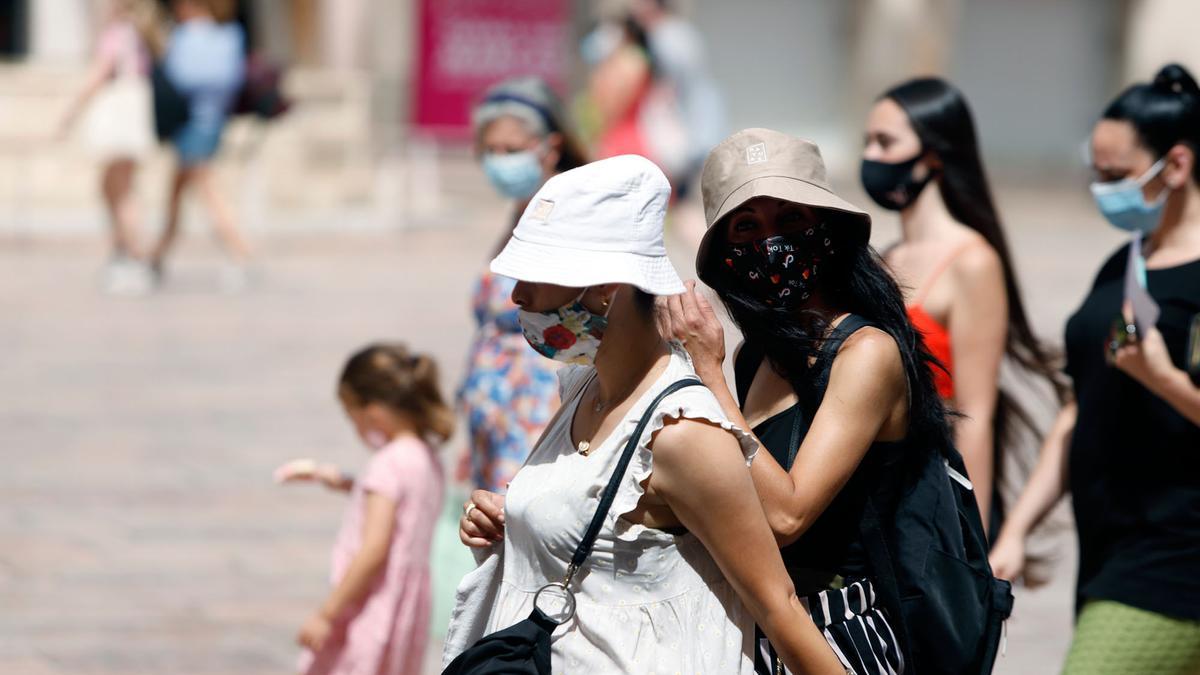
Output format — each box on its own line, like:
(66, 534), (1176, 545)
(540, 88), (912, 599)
(490, 154), (685, 295)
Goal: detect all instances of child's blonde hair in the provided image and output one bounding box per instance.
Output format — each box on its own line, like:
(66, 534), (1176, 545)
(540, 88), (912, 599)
(338, 343), (455, 442)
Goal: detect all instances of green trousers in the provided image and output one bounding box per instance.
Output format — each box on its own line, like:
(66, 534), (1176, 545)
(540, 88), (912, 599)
(1062, 599), (1200, 675)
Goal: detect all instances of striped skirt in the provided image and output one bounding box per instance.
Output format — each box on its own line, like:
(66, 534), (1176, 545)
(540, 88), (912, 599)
(755, 579), (905, 675)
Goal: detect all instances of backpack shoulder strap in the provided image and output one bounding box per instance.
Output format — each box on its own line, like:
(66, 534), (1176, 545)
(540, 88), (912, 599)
(809, 314), (876, 405)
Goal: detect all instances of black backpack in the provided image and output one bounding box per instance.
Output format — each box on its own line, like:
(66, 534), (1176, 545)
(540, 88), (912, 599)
(861, 447), (1013, 674)
(810, 315), (1014, 674)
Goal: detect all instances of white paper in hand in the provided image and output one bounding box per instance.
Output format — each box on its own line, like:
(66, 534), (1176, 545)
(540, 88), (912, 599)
(1124, 235), (1161, 332)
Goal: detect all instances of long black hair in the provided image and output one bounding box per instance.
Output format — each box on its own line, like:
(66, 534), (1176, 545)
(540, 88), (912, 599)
(1103, 63), (1200, 185)
(884, 77), (1070, 517)
(708, 227), (955, 465)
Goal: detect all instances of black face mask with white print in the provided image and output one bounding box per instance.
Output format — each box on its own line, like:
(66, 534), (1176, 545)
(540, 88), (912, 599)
(723, 224), (836, 308)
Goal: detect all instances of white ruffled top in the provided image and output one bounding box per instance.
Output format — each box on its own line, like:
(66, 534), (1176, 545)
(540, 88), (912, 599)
(482, 343), (760, 673)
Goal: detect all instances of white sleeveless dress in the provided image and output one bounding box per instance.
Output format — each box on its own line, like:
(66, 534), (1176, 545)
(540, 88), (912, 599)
(480, 344), (760, 673)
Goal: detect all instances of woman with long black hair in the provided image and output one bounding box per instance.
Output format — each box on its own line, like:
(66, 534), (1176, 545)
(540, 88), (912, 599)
(860, 77), (1068, 536)
(661, 128), (960, 674)
(990, 64), (1200, 674)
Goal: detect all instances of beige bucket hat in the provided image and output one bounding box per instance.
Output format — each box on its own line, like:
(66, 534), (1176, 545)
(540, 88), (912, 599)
(696, 128), (871, 286)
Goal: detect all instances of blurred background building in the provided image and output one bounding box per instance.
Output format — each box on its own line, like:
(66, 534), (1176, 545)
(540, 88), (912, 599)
(1, 0), (1198, 237)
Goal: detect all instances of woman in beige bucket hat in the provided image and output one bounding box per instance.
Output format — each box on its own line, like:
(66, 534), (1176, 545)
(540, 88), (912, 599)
(663, 129), (965, 674)
(450, 154), (848, 674)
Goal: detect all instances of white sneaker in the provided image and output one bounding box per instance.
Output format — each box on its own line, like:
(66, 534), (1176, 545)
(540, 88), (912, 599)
(101, 257), (153, 297)
(219, 263), (255, 294)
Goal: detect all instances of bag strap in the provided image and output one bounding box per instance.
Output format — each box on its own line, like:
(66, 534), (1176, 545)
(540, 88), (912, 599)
(785, 400), (804, 470)
(860, 497), (914, 665)
(564, 378), (703, 582)
(808, 314), (874, 409)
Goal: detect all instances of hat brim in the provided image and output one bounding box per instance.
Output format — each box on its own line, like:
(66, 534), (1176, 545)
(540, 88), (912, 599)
(696, 175), (872, 286)
(491, 236), (686, 296)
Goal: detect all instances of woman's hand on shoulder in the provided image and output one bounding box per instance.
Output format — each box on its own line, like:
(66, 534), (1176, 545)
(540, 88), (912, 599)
(460, 489), (506, 548)
(658, 281), (727, 382)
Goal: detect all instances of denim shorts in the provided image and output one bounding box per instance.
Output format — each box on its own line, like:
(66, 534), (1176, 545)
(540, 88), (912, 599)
(172, 120), (225, 166)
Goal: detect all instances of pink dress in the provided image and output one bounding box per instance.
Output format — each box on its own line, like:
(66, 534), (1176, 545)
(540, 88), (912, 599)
(300, 436), (444, 675)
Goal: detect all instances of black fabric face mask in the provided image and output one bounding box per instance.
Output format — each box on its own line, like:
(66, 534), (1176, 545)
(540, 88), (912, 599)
(723, 228), (835, 308)
(860, 156), (933, 211)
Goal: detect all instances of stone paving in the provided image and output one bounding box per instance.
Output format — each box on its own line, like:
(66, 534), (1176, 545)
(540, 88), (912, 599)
(0, 180), (1131, 674)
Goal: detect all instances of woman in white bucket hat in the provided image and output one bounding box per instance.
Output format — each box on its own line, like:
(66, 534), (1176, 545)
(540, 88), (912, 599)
(449, 154), (847, 674)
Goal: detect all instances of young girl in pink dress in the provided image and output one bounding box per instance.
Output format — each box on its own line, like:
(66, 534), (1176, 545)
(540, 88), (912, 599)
(277, 343), (452, 675)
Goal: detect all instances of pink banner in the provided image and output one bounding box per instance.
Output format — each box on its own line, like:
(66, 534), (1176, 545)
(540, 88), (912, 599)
(412, 0), (570, 139)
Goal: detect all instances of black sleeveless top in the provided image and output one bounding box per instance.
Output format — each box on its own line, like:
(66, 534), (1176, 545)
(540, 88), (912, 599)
(734, 315), (909, 582)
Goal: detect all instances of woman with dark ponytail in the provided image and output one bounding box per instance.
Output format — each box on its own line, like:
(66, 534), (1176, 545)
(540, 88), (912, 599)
(861, 77), (1068, 538)
(990, 64), (1200, 673)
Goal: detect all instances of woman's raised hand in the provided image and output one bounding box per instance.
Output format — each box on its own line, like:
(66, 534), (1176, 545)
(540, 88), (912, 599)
(658, 281), (727, 380)
(460, 489), (506, 548)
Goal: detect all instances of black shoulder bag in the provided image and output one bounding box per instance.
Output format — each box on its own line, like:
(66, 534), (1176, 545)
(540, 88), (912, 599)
(442, 378), (703, 675)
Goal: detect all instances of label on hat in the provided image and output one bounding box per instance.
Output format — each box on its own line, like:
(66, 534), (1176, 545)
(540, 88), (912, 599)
(531, 199), (555, 220)
(746, 142), (768, 165)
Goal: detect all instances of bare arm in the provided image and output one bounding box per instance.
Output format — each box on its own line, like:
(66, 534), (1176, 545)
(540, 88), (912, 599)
(589, 47), (650, 127)
(988, 401), (1076, 581)
(298, 491), (396, 650)
(320, 491), (394, 617)
(651, 419), (846, 675)
(748, 330), (908, 544)
(947, 245), (1008, 532)
(275, 459), (354, 492)
(663, 285), (907, 546)
(59, 54), (119, 134)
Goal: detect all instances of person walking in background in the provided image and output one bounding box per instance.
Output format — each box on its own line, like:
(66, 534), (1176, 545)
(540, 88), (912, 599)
(861, 77), (1067, 537)
(585, 16), (657, 164)
(148, 0), (251, 291)
(58, 0), (161, 295)
(460, 77), (588, 493)
(990, 64), (1200, 674)
(276, 343), (451, 675)
(630, 0), (725, 194)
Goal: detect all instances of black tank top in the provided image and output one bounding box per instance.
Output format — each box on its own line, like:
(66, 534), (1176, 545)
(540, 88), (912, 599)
(734, 315), (908, 582)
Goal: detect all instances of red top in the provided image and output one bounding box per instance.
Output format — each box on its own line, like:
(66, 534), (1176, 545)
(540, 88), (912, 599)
(908, 304), (954, 399)
(905, 242), (980, 401)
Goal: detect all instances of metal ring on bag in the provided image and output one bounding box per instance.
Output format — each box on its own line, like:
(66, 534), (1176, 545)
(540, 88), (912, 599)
(533, 582), (577, 625)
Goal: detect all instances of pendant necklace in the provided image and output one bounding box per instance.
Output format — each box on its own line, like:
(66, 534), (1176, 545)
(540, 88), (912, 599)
(578, 384), (614, 456)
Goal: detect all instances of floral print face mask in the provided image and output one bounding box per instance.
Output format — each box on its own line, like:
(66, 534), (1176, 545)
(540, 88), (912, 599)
(518, 289), (613, 365)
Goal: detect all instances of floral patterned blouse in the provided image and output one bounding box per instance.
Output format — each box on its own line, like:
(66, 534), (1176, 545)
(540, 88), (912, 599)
(457, 271), (560, 492)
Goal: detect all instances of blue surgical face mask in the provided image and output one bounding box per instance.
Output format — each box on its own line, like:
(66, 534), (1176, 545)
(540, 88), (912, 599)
(1090, 158), (1169, 234)
(482, 149), (544, 200)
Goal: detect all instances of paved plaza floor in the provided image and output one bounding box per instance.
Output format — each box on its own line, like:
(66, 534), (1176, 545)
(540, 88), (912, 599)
(1, 181), (1129, 673)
